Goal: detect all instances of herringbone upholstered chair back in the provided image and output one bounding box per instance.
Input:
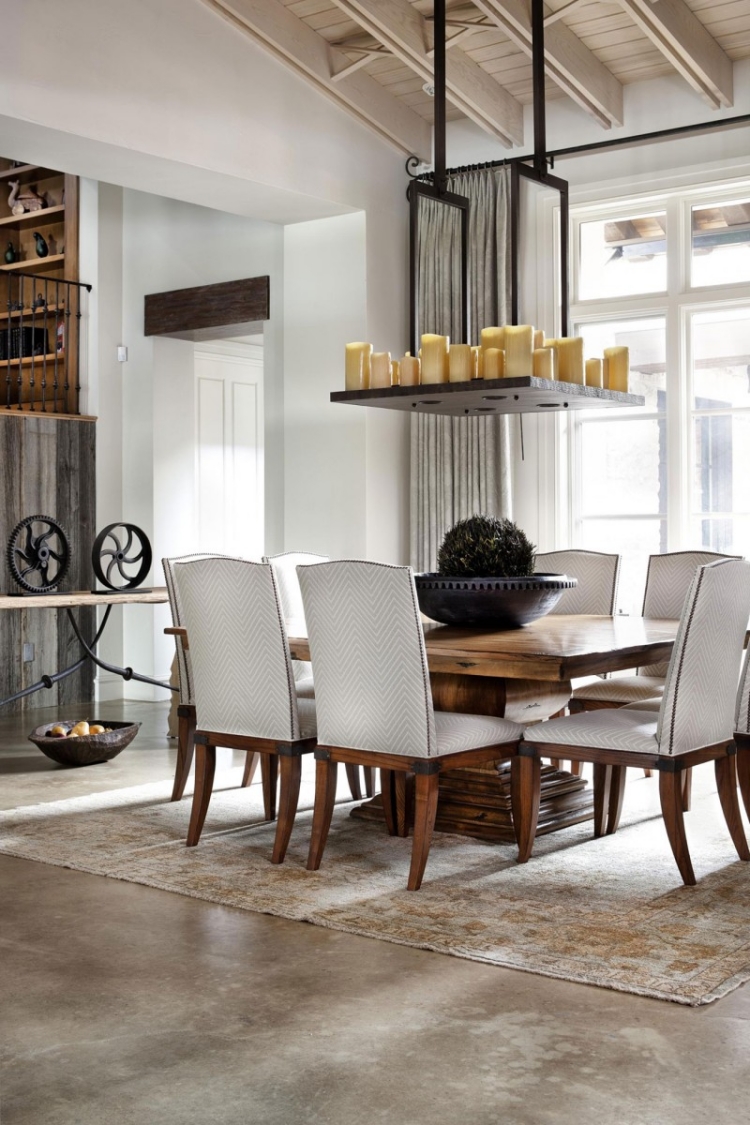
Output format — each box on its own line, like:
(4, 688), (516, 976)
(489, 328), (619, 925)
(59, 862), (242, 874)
(173, 557), (301, 741)
(656, 559), (750, 755)
(163, 553), (240, 706)
(640, 550), (740, 677)
(298, 560), (437, 757)
(534, 549), (620, 616)
(264, 552), (329, 630)
(736, 647), (750, 735)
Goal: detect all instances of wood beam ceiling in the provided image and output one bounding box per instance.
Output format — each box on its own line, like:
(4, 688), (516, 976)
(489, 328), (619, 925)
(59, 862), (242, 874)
(617, 0), (733, 109)
(472, 0), (624, 128)
(329, 0), (524, 146)
(201, 0), (432, 160)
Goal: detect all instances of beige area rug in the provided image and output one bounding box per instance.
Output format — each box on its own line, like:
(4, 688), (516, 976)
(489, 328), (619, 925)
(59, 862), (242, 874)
(2, 768), (750, 1006)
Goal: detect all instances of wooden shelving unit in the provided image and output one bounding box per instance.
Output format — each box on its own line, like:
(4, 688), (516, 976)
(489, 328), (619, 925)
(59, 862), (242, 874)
(0, 156), (80, 414)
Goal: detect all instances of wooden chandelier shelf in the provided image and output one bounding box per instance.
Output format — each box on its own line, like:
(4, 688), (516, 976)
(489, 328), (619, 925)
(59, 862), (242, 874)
(331, 376), (645, 417)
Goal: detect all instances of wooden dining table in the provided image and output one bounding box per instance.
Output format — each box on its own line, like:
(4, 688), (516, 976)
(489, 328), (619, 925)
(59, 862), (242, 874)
(289, 614), (680, 843)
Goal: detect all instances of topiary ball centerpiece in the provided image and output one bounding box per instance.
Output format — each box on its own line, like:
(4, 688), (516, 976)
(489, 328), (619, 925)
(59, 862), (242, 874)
(416, 514), (576, 629)
(437, 516), (535, 579)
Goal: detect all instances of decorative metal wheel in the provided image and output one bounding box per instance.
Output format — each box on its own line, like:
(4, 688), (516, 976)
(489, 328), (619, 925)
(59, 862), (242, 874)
(7, 515), (70, 594)
(92, 523), (152, 591)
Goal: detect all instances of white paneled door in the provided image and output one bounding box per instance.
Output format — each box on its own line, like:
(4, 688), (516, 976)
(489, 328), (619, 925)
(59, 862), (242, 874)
(195, 342), (264, 560)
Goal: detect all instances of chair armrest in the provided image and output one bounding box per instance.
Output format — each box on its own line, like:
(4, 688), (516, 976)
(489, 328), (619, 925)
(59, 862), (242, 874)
(164, 626), (189, 650)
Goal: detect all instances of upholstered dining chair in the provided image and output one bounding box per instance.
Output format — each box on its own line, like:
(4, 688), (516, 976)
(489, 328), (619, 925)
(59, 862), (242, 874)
(172, 556), (317, 864)
(163, 553), (258, 801)
(570, 550), (739, 713)
(263, 550), (374, 804)
(517, 558), (750, 885)
(733, 647), (750, 823)
(534, 549), (621, 616)
(297, 560), (525, 891)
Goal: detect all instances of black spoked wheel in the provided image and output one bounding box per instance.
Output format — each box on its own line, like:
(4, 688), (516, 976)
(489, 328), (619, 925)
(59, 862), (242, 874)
(7, 515), (70, 594)
(92, 523), (152, 591)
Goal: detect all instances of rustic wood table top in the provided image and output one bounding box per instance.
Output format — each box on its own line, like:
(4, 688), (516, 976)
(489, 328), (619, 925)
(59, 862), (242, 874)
(0, 587), (169, 610)
(289, 614), (680, 683)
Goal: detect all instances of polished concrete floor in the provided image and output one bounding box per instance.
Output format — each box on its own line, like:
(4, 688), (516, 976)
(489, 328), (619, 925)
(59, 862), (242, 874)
(2, 699), (750, 1124)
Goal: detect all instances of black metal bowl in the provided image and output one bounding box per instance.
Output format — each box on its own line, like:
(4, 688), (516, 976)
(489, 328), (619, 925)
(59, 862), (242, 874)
(29, 720), (141, 766)
(415, 573), (577, 629)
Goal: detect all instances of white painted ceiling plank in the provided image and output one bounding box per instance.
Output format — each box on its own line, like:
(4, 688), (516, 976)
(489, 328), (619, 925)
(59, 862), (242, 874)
(618, 0), (734, 108)
(472, 0), (624, 127)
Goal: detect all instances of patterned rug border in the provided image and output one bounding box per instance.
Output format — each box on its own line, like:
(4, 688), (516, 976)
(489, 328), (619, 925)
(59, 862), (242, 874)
(3, 779), (750, 1007)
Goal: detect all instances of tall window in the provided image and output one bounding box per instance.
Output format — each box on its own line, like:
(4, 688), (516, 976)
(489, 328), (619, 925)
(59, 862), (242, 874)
(569, 185), (750, 613)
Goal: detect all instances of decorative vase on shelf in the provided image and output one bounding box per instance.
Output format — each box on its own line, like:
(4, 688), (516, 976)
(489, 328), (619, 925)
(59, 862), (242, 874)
(414, 515), (575, 629)
(4, 241), (16, 264)
(33, 232), (49, 258)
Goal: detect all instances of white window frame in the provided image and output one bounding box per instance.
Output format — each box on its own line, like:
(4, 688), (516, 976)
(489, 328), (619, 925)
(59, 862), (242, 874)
(533, 162), (750, 558)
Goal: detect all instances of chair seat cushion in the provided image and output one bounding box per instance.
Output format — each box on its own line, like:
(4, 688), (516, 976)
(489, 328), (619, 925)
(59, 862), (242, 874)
(523, 708), (659, 755)
(296, 697), (317, 740)
(622, 698), (661, 712)
(434, 712), (523, 756)
(571, 675), (665, 705)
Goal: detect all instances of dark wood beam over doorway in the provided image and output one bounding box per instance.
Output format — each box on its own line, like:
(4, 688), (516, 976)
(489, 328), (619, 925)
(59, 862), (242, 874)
(144, 276), (269, 341)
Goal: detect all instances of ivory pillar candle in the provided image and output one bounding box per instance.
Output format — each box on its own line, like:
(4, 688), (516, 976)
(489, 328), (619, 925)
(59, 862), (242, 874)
(420, 334), (449, 384)
(390, 359), (400, 386)
(556, 337), (585, 384)
(504, 325), (534, 377)
(585, 358), (603, 388)
(533, 329), (545, 351)
(369, 351), (392, 389)
(483, 348), (505, 380)
(400, 354), (420, 386)
(604, 346), (629, 392)
(345, 342), (372, 390)
(533, 347), (555, 380)
(481, 326), (505, 352)
(471, 346), (483, 379)
(449, 343), (473, 382)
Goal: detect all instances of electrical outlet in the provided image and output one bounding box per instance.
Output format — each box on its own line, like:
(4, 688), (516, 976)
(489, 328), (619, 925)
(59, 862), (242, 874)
(117, 345), (128, 362)
(22, 642), (34, 663)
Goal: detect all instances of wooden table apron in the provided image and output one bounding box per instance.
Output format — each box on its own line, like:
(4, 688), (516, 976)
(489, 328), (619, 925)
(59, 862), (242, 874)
(289, 615), (679, 844)
(0, 587), (173, 708)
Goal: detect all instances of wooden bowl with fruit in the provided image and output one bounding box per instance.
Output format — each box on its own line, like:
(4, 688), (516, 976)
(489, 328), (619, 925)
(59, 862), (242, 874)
(28, 719), (141, 766)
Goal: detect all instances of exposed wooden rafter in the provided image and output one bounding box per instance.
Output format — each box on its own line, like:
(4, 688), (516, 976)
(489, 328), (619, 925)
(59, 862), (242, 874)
(472, 0), (624, 128)
(617, 0), (733, 109)
(200, 0), (432, 159)
(329, 0), (524, 146)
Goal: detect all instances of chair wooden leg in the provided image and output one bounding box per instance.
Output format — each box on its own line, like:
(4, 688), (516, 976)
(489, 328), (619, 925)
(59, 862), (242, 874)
(261, 753), (278, 821)
(659, 770), (696, 885)
(593, 763), (612, 838)
(380, 769), (398, 836)
(307, 757), (338, 871)
(643, 768), (653, 778)
(682, 767), (693, 812)
(272, 754), (302, 865)
(345, 763), (362, 801)
(510, 754), (541, 863)
(715, 756), (750, 862)
(171, 710), (196, 801)
(606, 765), (627, 835)
(241, 751), (259, 789)
(186, 742), (216, 847)
(737, 741), (750, 822)
(408, 770), (439, 891)
(569, 760), (583, 777)
(550, 758), (561, 770)
(363, 766), (375, 798)
(395, 773), (413, 838)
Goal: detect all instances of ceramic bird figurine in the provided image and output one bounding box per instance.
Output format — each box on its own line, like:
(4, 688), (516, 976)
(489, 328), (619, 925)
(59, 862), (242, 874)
(4, 241), (16, 264)
(7, 181), (45, 214)
(33, 232), (48, 258)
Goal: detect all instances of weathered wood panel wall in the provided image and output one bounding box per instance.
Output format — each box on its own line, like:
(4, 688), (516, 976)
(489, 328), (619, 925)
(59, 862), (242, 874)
(0, 415), (96, 711)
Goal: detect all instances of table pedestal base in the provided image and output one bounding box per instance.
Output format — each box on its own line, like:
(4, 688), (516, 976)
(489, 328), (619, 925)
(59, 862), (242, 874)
(350, 762), (592, 844)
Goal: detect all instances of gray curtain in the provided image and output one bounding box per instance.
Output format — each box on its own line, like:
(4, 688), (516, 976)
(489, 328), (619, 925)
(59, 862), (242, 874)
(410, 166), (513, 572)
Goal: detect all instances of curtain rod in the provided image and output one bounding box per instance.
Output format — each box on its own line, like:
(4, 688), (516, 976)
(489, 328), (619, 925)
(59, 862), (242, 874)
(416, 113), (750, 179)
